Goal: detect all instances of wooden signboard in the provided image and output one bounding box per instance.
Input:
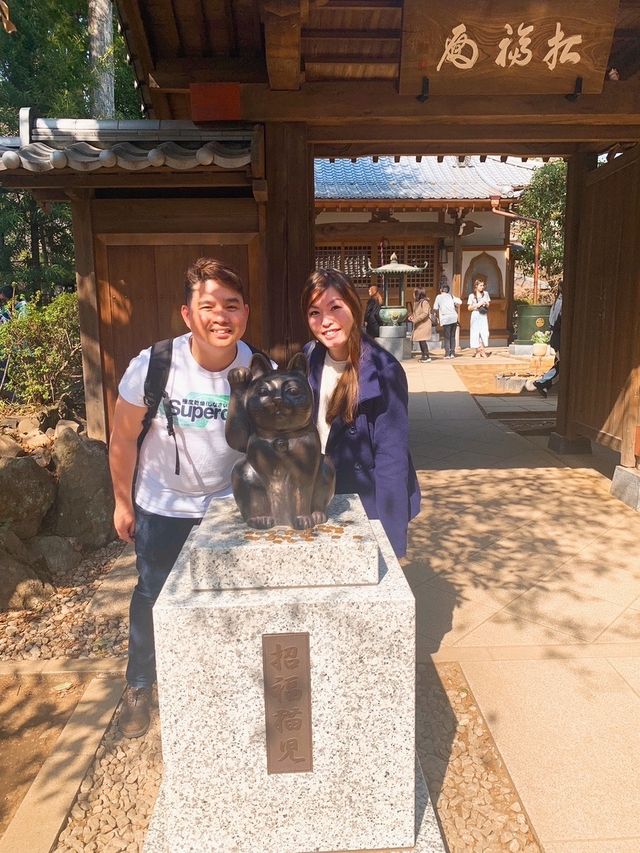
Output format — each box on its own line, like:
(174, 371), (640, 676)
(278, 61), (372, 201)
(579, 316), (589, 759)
(400, 0), (620, 96)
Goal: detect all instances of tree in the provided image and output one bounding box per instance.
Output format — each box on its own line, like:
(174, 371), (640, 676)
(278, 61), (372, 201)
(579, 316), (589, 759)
(89, 0), (114, 118)
(0, 1), (140, 296)
(515, 160), (567, 288)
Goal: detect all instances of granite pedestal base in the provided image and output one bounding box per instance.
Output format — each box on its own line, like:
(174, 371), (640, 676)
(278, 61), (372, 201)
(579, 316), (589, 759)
(145, 497), (428, 853)
(611, 465), (640, 510)
(146, 758), (446, 853)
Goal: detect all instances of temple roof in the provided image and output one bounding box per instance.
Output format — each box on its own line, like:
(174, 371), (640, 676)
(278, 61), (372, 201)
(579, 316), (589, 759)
(315, 156), (538, 201)
(0, 113), (254, 173)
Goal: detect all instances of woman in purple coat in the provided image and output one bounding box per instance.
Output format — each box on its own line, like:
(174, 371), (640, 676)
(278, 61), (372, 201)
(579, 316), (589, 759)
(301, 269), (420, 558)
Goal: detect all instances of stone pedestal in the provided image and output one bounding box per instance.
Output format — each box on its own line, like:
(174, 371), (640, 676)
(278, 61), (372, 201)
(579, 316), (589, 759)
(145, 495), (444, 853)
(611, 465), (640, 510)
(376, 326), (412, 361)
(548, 432), (592, 455)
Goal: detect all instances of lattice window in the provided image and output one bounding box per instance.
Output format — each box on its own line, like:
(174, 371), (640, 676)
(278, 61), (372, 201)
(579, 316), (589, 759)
(406, 244), (436, 289)
(315, 245), (341, 271)
(342, 244), (372, 286)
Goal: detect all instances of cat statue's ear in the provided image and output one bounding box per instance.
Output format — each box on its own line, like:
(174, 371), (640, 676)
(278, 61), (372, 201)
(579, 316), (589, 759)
(249, 352), (274, 379)
(287, 352), (308, 376)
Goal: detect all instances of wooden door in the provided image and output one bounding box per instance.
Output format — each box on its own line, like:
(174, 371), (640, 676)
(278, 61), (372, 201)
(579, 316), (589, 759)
(95, 233), (262, 433)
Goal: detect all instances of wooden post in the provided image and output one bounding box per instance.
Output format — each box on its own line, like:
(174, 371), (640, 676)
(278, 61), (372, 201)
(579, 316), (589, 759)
(264, 122), (314, 364)
(620, 368), (640, 468)
(68, 191), (107, 442)
(554, 150), (596, 440)
(451, 232), (462, 298)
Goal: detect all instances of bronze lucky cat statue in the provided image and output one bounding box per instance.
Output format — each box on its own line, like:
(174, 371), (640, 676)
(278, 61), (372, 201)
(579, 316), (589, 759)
(225, 352), (335, 530)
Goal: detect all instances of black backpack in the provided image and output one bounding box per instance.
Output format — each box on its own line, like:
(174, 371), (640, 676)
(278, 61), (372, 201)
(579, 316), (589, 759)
(137, 338), (267, 476)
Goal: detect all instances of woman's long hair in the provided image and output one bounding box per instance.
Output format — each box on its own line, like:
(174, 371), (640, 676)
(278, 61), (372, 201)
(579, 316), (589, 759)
(301, 269), (363, 425)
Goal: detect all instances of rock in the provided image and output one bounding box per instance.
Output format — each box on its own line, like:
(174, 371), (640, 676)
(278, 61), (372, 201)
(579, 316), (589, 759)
(52, 430), (115, 547)
(28, 535), (82, 574)
(0, 434), (24, 458)
(0, 529), (54, 610)
(22, 430), (52, 452)
(0, 456), (56, 538)
(17, 417), (39, 434)
(55, 419), (81, 438)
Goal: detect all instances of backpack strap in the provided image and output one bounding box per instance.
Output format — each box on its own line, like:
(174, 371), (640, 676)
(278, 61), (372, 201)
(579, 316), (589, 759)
(137, 338), (180, 475)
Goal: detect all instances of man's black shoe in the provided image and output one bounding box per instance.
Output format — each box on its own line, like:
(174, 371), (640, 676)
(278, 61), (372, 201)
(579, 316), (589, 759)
(533, 381), (548, 399)
(118, 686), (151, 738)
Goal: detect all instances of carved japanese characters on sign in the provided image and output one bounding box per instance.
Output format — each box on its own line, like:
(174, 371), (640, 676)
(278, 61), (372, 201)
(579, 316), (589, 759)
(399, 0), (620, 96)
(262, 633), (313, 774)
(437, 20), (583, 73)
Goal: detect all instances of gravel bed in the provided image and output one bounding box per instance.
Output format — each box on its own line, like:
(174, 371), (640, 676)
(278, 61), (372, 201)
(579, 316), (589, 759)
(0, 541), (128, 661)
(54, 700), (162, 853)
(418, 662), (541, 853)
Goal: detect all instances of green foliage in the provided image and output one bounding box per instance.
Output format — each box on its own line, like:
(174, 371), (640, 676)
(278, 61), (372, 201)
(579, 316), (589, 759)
(0, 292), (82, 404)
(0, 1), (141, 298)
(531, 330), (551, 344)
(516, 161), (567, 287)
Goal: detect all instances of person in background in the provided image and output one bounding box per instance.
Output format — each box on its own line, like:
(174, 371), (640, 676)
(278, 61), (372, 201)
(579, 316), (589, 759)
(468, 277), (491, 357)
(364, 282), (383, 338)
(530, 283), (562, 398)
(0, 286), (13, 324)
(409, 288), (433, 362)
(14, 293), (28, 317)
(433, 282), (461, 359)
(301, 268), (420, 558)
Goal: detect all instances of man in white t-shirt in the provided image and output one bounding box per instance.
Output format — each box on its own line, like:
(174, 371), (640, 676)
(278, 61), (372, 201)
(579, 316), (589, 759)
(109, 258), (254, 737)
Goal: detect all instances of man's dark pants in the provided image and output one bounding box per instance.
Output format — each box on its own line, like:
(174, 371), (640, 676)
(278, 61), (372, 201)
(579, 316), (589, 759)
(442, 322), (457, 357)
(126, 507), (201, 689)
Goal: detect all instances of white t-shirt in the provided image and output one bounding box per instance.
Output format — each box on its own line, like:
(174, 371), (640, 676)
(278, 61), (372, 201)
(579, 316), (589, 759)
(433, 292), (462, 326)
(317, 353), (347, 452)
(118, 334), (256, 518)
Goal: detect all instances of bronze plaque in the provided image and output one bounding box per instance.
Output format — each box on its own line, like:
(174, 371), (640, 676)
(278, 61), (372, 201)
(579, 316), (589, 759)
(262, 632), (313, 774)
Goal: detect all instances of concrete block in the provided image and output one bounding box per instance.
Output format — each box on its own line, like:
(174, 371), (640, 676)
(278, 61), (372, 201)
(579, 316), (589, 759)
(611, 465), (640, 511)
(548, 432), (592, 455)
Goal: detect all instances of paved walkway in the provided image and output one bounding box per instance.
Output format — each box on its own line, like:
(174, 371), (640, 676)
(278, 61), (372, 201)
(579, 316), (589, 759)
(405, 353), (640, 853)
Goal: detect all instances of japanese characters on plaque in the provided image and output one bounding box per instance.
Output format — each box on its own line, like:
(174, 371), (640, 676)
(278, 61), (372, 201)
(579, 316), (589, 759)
(262, 633), (313, 774)
(437, 21), (583, 73)
(399, 1), (619, 96)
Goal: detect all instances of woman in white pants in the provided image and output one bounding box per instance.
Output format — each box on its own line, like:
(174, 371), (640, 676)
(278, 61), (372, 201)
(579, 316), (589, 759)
(467, 278), (491, 357)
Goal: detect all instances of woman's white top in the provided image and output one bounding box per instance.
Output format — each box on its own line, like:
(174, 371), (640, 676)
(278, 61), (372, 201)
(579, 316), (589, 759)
(317, 353), (347, 452)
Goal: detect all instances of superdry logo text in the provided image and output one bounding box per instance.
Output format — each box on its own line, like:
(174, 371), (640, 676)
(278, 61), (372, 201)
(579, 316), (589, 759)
(160, 393), (230, 429)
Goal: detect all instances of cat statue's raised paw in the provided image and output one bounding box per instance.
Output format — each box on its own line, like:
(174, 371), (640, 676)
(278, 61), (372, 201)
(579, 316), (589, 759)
(225, 352), (335, 530)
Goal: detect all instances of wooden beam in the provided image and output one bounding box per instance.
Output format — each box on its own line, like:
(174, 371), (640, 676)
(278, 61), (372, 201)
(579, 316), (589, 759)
(190, 79), (640, 125)
(302, 29), (401, 41)
(115, 0), (155, 75)
(309, 122), (640, 145)
(68, 191), (107, 442)
(0, 170), (253, 190)
(318, 143), (582, 156)
(261, 1), (303, 90)
(150, 57), (268, 87)
(316, 221), (456, 240)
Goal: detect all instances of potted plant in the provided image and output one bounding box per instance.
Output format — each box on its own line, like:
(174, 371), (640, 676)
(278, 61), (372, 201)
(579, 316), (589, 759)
(531, 329), (551, 356)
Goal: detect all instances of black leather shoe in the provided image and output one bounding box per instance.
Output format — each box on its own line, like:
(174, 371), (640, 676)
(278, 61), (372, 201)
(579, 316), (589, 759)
(533, 381), (548, 399)
(118, 686), (151, 738)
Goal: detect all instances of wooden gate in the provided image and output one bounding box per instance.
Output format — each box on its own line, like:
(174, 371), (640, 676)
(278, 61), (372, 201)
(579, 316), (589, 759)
(565, 147), (640, 465)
